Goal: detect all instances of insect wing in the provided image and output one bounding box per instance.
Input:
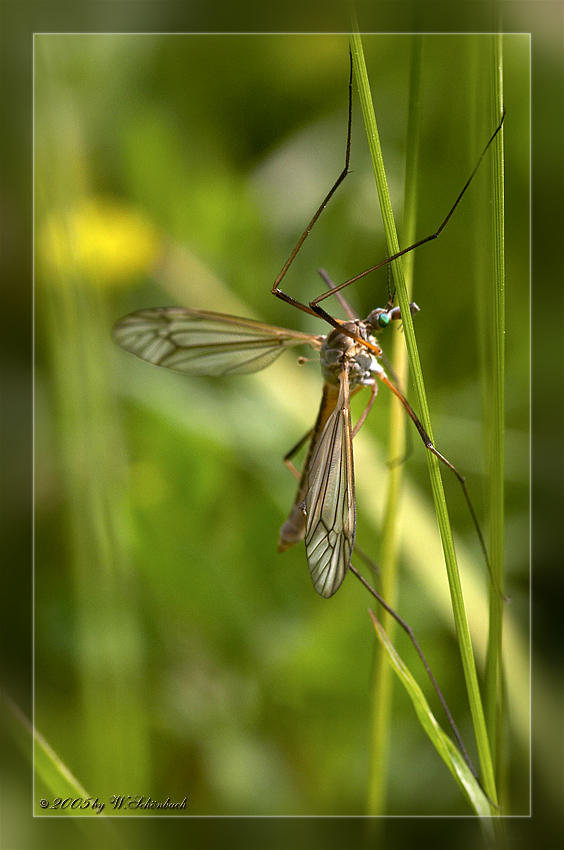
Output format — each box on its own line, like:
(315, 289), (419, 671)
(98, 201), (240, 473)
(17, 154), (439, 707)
(113, 307), (322, 377)
(305, 368), (355, 597)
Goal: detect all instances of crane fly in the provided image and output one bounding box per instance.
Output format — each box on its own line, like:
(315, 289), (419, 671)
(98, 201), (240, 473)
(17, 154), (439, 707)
(113, 299), (417, 597)
(113, 52), (503, 600)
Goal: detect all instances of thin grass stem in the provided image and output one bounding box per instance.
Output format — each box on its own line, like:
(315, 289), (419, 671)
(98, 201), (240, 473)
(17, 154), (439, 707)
(364, 34), (423, 817)
(348, 22), (498, 810)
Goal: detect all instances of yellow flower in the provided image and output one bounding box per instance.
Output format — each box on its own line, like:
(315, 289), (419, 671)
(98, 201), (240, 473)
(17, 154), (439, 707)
(38, 197), (161, 289)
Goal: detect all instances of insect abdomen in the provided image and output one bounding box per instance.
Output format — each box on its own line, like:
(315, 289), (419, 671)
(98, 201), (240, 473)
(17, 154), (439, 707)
(278, 504), (307, 551)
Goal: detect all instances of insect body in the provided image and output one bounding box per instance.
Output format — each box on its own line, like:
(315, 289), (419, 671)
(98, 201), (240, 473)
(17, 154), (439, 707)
(279, 314), (389, 595)
(113, 301), (415, 597)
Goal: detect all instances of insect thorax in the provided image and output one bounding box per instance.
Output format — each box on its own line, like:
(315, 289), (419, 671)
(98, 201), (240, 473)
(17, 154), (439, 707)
(320, 321), (380, 389)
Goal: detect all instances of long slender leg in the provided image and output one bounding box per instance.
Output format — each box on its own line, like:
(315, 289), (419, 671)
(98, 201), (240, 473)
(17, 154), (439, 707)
(270, 51), (354, 320)
(310, 113), (506, 309)
(351, 382), (378, 438)
(283, 427), (314, 481)
(348, 561), (482, 786)
(267, 56), (387, 356)
(309, 115), (504, 355)
(377, 370), (492, 578)
(268, 53), (503, 356)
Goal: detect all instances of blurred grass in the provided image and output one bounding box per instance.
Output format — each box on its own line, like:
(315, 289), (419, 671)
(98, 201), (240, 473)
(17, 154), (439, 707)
(34, 33), (530, 817)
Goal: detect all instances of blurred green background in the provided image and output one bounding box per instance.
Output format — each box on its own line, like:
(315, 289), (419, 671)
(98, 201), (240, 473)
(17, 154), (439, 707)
(30, 30), (531, 831)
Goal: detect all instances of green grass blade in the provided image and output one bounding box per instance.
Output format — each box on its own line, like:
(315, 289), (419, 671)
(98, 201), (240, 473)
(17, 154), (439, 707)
(5, 695), (120, 841)
(348, 24), (498, 810)
(369, 612), (493, 824)
(364, 34), (423, 817)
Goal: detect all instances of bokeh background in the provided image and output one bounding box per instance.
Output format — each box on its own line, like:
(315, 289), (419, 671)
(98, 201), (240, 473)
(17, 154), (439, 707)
(3, 4), (561, 847)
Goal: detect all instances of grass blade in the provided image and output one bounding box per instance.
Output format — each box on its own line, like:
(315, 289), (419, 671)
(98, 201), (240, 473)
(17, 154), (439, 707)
(5, 695), (120, 841)
(369, 612), (494, 827)
(348, 24), (498, 810)
(364, 34), (423, 816)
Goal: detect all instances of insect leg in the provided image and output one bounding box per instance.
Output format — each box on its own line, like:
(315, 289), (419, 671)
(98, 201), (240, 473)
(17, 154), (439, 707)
(270, 51), (354, 320)
(351, 382), (378, 439)
(309, 113), (506, 310)
(283, 427), (314, 481)
(378, 371), (492, 579)
(348, 561), (481, 786)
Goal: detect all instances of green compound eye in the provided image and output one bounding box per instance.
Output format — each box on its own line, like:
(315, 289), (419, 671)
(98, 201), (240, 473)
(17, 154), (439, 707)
(378, 313), (391, 328)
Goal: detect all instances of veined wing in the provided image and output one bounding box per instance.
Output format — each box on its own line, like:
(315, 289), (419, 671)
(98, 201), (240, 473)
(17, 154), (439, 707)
(113, 307), (323, 377)
(304, 367), (355, 598)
